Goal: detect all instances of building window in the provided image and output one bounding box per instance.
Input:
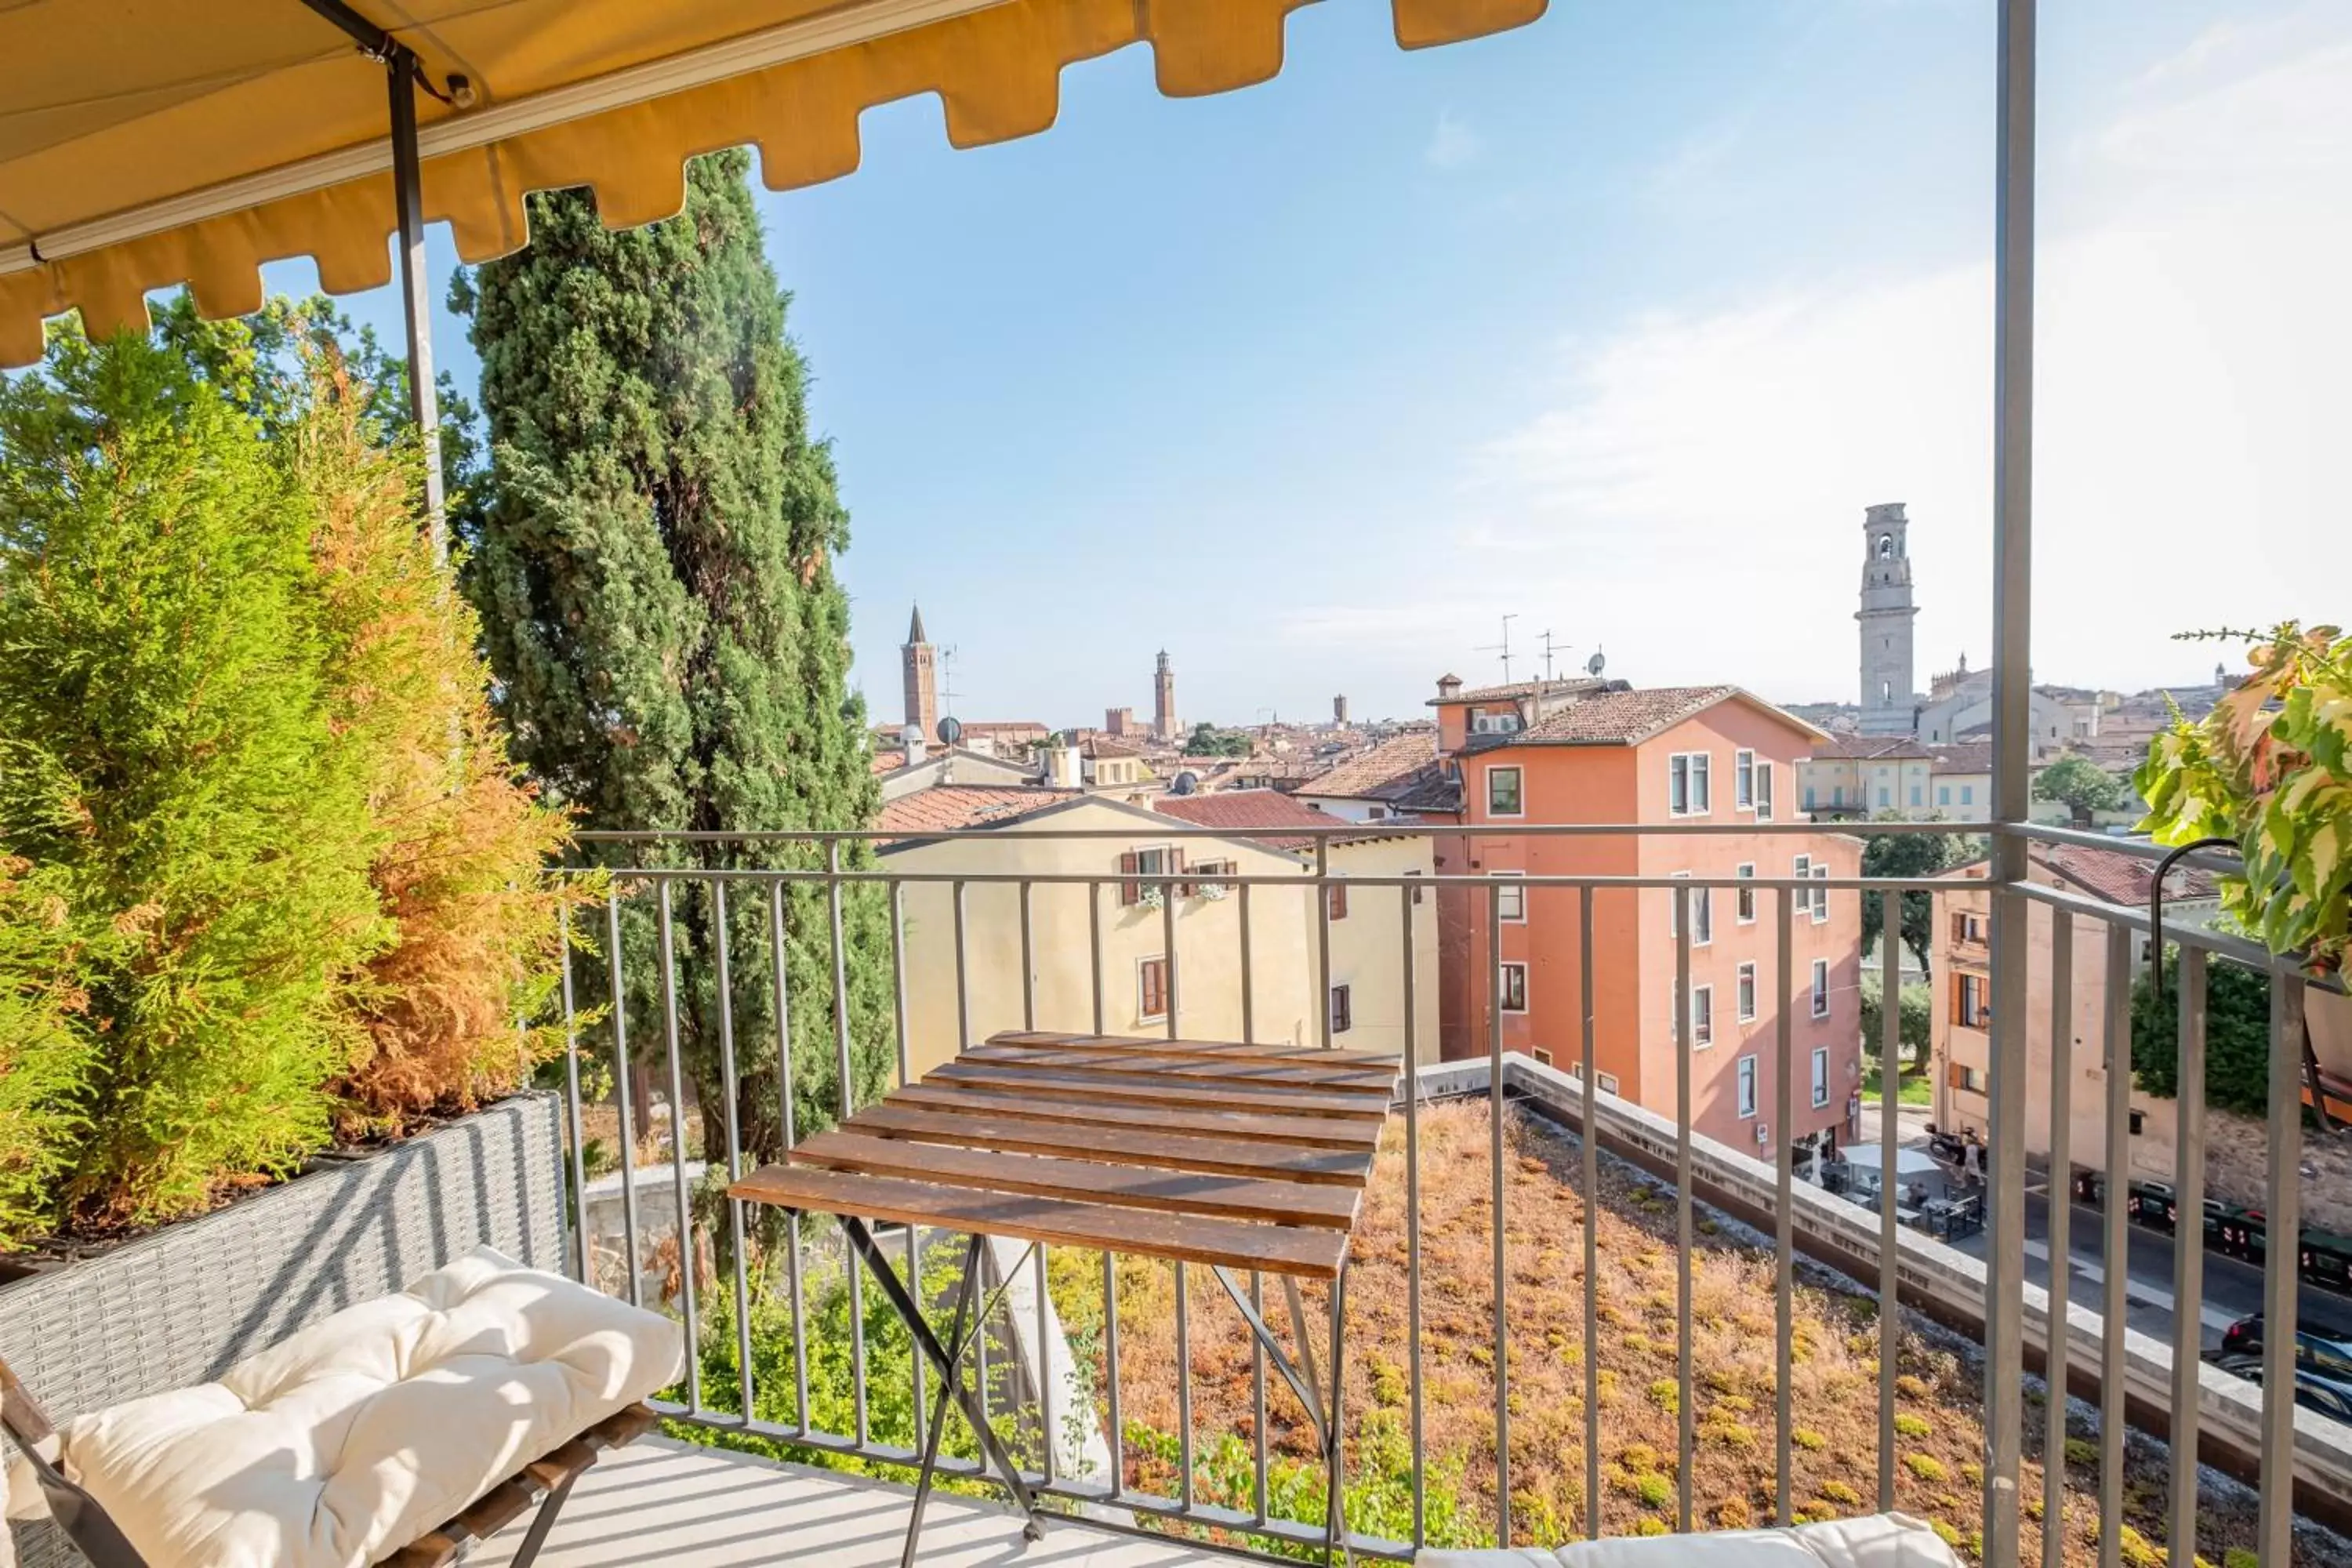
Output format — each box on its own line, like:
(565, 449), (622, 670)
(1494, 871), (1526, 923)
(1909, 784), (1922, 808)
(1812, 863), (1829, 923)
(1690, 985), (1714, 1048)
(1755, 763), (1773, 820)
(1737, 1055), (1759, 1119)
(1120, 845), (1180, 907)
(1955, 972), (1989, 1028)
(1406, 868), (1425, 906)
(1533, 1047), (1553, 1068)
(1330, 984), (1352, 1035)
(1951, 910), (1986, 945)
(1812, 1047), (1831, 1107)
(1668, 752), (1711, 815)
(1735, 750), (1756, 810)
(1737, 962), (1758, 1022)
(1693, 885), (1712, 946)
(1500, 962), (1529, 1014)
(1961, 784), (1975, 805)
(1805, 784), (1817, 810)
(1876, 785), (1890, 808)
(1573, 1063), (1623, 1096)
(1138, 956), (1169, 1022)
(1487, 766), (1523, 817)
(1692, 753), (1711, 813)
(1792, 853), (1812, 918)
(1327, 880), (1349, 921)
(1735, 863), (1756, 924)
(1810, 959), (1830, 1018)
(1948, 1062), (1987, 1095)
(1939, 785), (1951, 806)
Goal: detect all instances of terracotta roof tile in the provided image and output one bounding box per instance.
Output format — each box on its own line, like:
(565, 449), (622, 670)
(1301, 733), (1441, 800)
(1430, 677), (1608, 706)
(2034, 843), (2218, 908)
(1927, 742), (1995, 774)
(875, 785), (1077, 837)
(1154, 789), (1336, 851)
(1509, 686), (1742, 745)
(1805, 735), (1933, 760)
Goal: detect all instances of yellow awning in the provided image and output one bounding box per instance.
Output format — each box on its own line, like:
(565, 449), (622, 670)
(0, 0), (1544, 367)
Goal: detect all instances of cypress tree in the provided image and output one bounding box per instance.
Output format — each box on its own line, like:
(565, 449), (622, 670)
(454, 151), (890, 1162)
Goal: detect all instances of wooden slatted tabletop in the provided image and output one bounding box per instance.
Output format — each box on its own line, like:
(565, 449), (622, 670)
(731, 1030), (1399, 1280)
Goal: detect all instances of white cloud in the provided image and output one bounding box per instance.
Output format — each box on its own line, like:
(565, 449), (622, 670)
(1406, 21), (2352, 702)
(1425, 110), (1483, 171)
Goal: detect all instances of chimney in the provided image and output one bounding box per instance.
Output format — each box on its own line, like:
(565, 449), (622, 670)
(1436, 673), (1463, 700)
(901, 724), (926, 765)
(1046, 744), (1083, 789)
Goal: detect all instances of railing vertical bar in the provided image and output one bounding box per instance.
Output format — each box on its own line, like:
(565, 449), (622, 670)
(888, 878), (922, 1454)
(1036, 1240), (1054, 1482)
(2167, 945), (2208, 1567)
(953, 879), (971, 1054)
(1674, 885), (1694, 1534)
(1317, 840), (1334, 1049)
(2042, 913), (2073, 1568)
(654, 877), (702, 1412)
(1581, 885), (1602, 1541)
(1163, 865), (1181, 1042)
(1402, 882), (1425, 1545)
(1240, 880), (1256, 1045)
(1090, 880), (1106, 1036)
(2098, 921), (2131, 1568)
(1250, 1269), (1270, 1526)
(1488, 879), (1510, 1546)
(558, 902), (589, 1284)
(768, 878), (810, 1436)
(606, 886), (643, 1311)
(1774, 887), (1795, 1526)
(826, 841), (866, 1445)
(1175, 1261), (1194, 1508)
(2257, 969), (2306, 1564)
(1104, 1248), (1123, 1501)
(1020, 879), (1036, 1033)
(1878, 911), (1900, 1511)
(713, 881), (756, 1426)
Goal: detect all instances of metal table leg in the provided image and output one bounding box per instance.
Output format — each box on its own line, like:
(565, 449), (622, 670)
(1210, 1262), (1352, 1568)
(837, 1218), (1047, 1559)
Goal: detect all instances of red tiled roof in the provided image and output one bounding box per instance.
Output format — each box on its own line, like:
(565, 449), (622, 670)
(1153, 789), (1336, 851)
(1805, 735), (1932, 760)
(1509, 685), (1743, 745)
(1301, 733), (1441, 800)
(1927, 742), (1995, 774)
(871, 750), (906, 774)
(876, 785), (1077, 837)
(1429, 677), (1606, 707)
(2034, 842), (2218, 908)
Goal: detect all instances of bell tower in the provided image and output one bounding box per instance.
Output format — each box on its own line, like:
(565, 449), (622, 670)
(1153, 649), (1178, 742)
(1857, 503), (1918, 736)
(902, 604), (938, 742)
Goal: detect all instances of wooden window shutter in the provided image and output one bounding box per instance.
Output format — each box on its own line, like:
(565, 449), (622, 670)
(1948, 1062), (1965, 1091)
(1174, 847), (1190, 898)
(1119, 851), (1139, 906)
(1328, 880), (1348, 920)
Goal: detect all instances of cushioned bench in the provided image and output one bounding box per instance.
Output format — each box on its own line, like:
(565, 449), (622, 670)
(1419, 1512), (1966, 1567)
(2, 1247), (681, 1568)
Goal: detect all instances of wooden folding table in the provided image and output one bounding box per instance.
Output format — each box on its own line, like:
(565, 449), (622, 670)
(731, 1029), (1399, 1566)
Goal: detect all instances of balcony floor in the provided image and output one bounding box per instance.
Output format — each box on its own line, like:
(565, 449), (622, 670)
(470, 1439), (1235, 1568)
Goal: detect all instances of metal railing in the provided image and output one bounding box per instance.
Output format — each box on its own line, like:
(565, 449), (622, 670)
(545, 818), (2347, 1565)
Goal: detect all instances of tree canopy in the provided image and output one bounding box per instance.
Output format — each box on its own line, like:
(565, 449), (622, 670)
(2034, 753), (2129, 827)
(1858, 820), (1975, 981)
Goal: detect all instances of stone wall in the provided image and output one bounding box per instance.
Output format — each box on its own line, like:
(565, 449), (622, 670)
(2205, 1108), (2352, 1236)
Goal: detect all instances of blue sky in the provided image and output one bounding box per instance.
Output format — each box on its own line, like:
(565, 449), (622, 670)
(289, 0), (2352, 728)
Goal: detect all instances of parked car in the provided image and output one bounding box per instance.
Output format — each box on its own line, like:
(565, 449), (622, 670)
(2217, 1314), (2352, 1381)
(2212, 1354), (2352, 1426)
(2305, 1229), (2352, 1294)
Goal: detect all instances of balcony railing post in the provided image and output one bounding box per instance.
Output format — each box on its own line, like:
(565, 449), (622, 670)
(1582, 885), (1602, 1541)
(1488, 877), (1509, 1545)
(2042, 913), (2074, 1568)
(1774, 886), (1794, 1527)
(1878, 916), (1900, 1511)
(2099, 923), (2132, 1568)
(1402, 882), (1425, 1545)
(654, 877), (702, 1412)
(2168, 946), (2209, 1563)
(1674, 884), (1694, 1533)
(2259, 967), (2307, 1563)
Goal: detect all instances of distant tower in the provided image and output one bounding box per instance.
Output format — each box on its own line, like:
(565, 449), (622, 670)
(902, 604), (938, 743)
(1153, 649), (1178, 742)
(1856, 504), (1919, 736)
(1334, 695), (1349, 726)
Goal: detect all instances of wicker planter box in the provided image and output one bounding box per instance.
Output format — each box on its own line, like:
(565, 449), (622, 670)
(1, 1093), (565, 1568)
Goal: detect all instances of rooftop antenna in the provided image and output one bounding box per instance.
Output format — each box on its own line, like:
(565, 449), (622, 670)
(938, 644), (960, 719)
(1538, 628), (1568, 684)
(1475, 613), (1519, 684)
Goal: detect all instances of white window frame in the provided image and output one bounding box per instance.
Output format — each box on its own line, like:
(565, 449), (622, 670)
(1737, 1054), (1759, 1119)
(1690, 752), (1711, 814)
(1812, 863), (1829, 924)
(1138, 955), (1170, 1023)
(1811, 1046), (1831, 1109)
(1486, 764), (1524, 818)
(1499, 960), (1530, 1014)
(1755, 761), (1774, 821)
(1600, 1069), (1621, 1095)
(1810, 958), (1831, 1019)
(1791, 854), (1812, 917)
(1690, 984), (1714, 1048)
(1735, 750), (1755, 811)
(1735, 862), (1756, 924)
(1668, 753), (1690, 815)
(1737, 961), (1758, 1022)
(1693, 884), (1712, 946)
(1668, 871), (1691, 935)
(1494, 869), (1526, 924)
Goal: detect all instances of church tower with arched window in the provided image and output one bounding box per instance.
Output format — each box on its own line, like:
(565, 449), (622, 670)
(1856, 503), (1918, 735)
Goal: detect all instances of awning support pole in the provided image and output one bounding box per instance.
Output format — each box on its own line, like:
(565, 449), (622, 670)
(387, 44), (448, 557)
(1982, 1), (2036, 1564)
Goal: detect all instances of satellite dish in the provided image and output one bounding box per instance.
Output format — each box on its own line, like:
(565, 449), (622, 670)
(935, 715), (963, 747)
(1586, 650), (1606, 677)
(1170, 771), (1200, 797)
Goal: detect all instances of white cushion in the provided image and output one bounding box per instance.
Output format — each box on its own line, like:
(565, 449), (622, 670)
(1419, 1512), (1963, 1568)
(6, 1246), (681, 1568)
